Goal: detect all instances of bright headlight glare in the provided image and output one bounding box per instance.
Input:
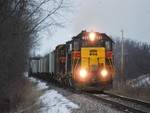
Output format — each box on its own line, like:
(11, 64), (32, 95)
(89, 32), (95, 41)
(79, 69), (87, 78)
(101, 69), (108, 77)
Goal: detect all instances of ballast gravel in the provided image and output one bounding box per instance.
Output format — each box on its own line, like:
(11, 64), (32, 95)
(48, 84), (124, 113)
(66, 93), (123, 113)
(52, 86), (124, 113)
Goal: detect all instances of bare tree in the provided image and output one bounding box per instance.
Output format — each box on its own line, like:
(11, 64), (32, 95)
(0, 0), (72, 111)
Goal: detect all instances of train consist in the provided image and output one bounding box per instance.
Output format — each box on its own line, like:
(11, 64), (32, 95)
(29, 30), (115, 91)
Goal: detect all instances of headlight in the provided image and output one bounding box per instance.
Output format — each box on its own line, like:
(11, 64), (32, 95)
(89, 32), (95, 41)
(79, 69), (87, 78)
(101, 69), (108, 77)
(75, 68), (92, 83)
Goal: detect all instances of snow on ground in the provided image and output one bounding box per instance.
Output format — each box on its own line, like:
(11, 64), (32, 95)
(38, 90), (79, 113)
(28, 77), (49, 90)
(28, 77), (79, 113)
(127, 73), (150, 88)
(25, 74), (123, 113)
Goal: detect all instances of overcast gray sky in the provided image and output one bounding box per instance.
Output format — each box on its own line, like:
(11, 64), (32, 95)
(37, 0), (150, 55)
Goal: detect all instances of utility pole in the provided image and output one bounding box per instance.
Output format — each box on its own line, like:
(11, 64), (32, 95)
(121, 30), (124, 84)
(117, 30), (128, 85)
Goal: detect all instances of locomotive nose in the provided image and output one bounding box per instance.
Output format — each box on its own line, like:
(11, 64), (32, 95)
(90, 65), (98, 71)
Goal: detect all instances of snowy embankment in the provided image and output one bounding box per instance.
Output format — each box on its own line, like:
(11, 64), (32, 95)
(28, 77), (79, 113)
(27, 76), (123, 113)
(127, 73), (150, 88)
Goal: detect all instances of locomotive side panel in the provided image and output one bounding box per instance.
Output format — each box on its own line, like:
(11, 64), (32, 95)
(66, 41), (72, 73)
(55, 45), (66, 76)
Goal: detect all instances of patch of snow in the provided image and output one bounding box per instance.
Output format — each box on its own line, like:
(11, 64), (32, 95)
(38, 90), (79, 113)
(27, 75), (79, 113)
(28, 77), (48, 90)
(28, 77), (37, 83)
(127, 73), (150, 88)
(36, 80), (49, 90)
(24, 72), (28, 77)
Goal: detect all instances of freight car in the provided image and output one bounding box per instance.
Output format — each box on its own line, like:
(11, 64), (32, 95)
(29, 30), (115, 91)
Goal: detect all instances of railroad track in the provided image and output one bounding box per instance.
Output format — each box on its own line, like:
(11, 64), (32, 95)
(103, 92), (150, 108)
(78, 91), (150, 113)
(30, 76), (150, 113)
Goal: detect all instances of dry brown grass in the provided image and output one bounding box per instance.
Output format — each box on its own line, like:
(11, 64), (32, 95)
(110, 81), (150, 102)
(3, 76), (44, 113)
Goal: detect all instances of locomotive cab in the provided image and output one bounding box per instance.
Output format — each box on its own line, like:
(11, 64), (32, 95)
(66, 30), (114, 91)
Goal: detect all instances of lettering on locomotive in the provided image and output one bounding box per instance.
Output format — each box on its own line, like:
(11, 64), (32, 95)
(89, 49), (97, 56)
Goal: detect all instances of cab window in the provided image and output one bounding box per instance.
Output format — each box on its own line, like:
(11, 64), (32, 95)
(82, 41), (88, 47)
(70, 43), (72, 51)
(74, 42), (79, 50)
(105, 41), (111, 51)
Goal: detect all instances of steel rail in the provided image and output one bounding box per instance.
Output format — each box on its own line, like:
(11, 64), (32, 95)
(103, 92), (150, 108)
(80, 91), (148, 113)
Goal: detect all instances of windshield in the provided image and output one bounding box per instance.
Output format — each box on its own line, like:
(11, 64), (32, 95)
(81, 40), (105, 47)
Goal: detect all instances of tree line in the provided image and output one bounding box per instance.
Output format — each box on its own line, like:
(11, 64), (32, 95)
(113, 37), (150, 83)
